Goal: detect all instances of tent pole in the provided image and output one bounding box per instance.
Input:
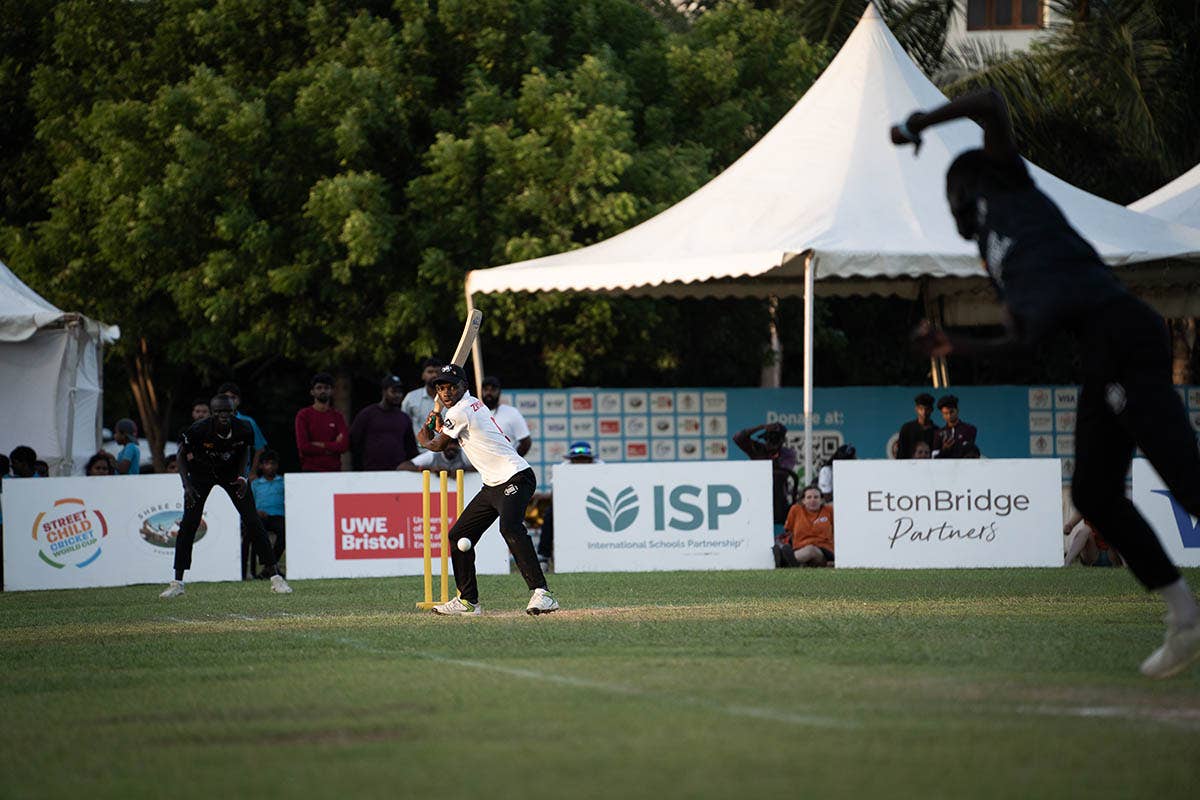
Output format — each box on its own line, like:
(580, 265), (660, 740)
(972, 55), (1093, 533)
(761, 294), (782, 388)
(803, 253), (815, 486)
(465, 282), (484, 391)
(921, 281), (945, 388)
(936, 294), (950, 386)
(62, 320), (81, 476)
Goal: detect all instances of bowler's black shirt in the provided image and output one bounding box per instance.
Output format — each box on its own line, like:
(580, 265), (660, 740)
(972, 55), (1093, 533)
(972, 153), (1126, 342)
(179, 418), (255, 482)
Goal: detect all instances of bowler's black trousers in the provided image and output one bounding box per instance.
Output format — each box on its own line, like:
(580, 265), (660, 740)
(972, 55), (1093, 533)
(448, 468), (545, 603)
(175, 478), (277, 575)
(1071, 294), (1200, 590)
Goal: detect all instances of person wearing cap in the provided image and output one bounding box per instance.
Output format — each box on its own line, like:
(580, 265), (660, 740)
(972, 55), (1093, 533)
(349, 374), (419, 470)
(402, 357), (445, 449)
(113, 418), (141, 474)
(895, 393), (937, 459)
(479, 375), (532, 456)
(417, 363), (559, 616)
(932, 395), (978, 459)
(294, 372), (349, 472)
(537, 441), (605, 564)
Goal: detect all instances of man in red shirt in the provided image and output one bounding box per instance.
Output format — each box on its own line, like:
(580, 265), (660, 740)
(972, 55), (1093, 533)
(294, 372), (349, 471)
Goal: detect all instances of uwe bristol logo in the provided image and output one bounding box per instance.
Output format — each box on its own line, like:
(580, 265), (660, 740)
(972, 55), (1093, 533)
(586, 486), (639, 532)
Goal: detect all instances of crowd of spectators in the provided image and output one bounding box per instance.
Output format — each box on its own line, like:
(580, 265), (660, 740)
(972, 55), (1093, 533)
(0, 360), (517, 579)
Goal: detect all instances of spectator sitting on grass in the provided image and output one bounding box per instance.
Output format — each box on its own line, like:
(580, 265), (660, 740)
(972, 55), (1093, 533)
(774, 485), (834, 568)
(1064, 511), (1123, 568)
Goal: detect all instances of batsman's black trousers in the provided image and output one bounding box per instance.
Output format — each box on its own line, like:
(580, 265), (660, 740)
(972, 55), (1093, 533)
(448, 468), (545, 603)
(175, 479), (278, 576)
(1071, 294), (1200, 590)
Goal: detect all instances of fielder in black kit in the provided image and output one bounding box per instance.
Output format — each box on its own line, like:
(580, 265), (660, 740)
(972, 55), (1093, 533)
(893, 88), (1200, 678)
(158, 394), (292, 598)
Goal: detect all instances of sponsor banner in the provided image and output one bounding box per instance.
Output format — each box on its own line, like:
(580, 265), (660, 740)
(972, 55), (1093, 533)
(552, 461), (774, 572)
(834, 459), (1063, 568)
(285, 471), (509, 579)
(2, 475), (239, 591)
(510, 384), (1200, 490)
(1132, 459), (1200, 567)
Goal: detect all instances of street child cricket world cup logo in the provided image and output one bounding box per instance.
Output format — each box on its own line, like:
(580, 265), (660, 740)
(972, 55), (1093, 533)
(32, 497), (108, 569)
(586, 486), (640, 532)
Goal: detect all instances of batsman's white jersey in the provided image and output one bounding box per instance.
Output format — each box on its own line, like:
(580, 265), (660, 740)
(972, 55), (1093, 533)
(441, 391), (530, 486)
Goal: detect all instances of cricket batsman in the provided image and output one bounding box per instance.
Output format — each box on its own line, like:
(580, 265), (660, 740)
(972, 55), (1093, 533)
(417, 364), (559, 616)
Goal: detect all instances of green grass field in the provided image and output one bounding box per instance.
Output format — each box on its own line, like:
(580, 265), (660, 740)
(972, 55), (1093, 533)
(2, 568), (1199, 799)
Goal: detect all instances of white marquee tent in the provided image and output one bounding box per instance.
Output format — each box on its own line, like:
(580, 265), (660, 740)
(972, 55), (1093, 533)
(1129, 163), (1200, 230)
(464, 5), (1200, 475)
(0, 259), (118, 474)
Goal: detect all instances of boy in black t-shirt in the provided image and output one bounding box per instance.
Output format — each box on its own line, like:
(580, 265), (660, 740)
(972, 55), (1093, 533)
(893, 88), (1200, 679)
(160, 395), (292, 598)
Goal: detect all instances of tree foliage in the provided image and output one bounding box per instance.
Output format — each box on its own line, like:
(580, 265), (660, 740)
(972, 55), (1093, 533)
(2, 0), (832, 410)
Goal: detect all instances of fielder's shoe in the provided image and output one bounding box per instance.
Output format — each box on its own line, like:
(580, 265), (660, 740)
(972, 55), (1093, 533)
(1141, 615), (1200, 679)
(269, 574), (293, 594)
(159, 580), (185, 599)
(432, 596), (482, 616)
(526, 588), (559, 616)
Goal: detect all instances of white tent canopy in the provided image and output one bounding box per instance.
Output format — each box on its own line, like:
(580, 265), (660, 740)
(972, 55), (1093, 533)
(0, 259), (118, 474)
(1129, 163), (1200, 230)
(465, 5), (1200, 477)
(468, 5), (1200, 305)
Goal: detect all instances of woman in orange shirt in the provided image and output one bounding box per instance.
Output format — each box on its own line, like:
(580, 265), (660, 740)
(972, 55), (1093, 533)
(778, 485), (834, 567)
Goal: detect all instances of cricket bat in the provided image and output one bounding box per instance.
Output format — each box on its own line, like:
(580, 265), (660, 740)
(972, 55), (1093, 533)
(434, 309), (483, 414)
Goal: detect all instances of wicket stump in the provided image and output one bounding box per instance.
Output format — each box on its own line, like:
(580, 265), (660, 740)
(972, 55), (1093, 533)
(416, 469), (465, 609)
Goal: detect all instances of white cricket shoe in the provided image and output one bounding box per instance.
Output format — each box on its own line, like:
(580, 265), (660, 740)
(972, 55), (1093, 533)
(1140, 616), (1200, 679)
(526, 588), (559, 616)
(270, 574), (293, 594)
(432, 596), (481, 616)
(159, 580), (185, 599)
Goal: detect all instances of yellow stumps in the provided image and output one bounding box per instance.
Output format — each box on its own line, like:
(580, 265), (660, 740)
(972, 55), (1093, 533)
(418, 470), (433, 609)
(439, 470), (449, 604)
(417, 469), (462, 610)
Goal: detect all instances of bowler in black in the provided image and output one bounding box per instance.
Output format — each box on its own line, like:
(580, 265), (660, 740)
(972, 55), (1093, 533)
(894, 87), (1200, 678)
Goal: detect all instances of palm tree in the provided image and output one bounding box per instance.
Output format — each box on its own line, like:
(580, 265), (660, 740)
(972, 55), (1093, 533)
(941, 0), (1200, 201)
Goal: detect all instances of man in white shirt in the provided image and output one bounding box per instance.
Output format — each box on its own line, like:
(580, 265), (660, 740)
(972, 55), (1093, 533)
(402, 357), (444, 448)
(396, 440), (472, 473)
(479, 375), (532, 456)
(417, 364), (558, 616)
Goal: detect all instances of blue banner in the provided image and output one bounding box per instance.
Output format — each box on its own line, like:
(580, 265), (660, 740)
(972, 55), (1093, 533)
(505, 386), (1200, 491)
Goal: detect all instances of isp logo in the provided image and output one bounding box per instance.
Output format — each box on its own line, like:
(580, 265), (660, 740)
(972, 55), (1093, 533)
(585, 487), (639, 532)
